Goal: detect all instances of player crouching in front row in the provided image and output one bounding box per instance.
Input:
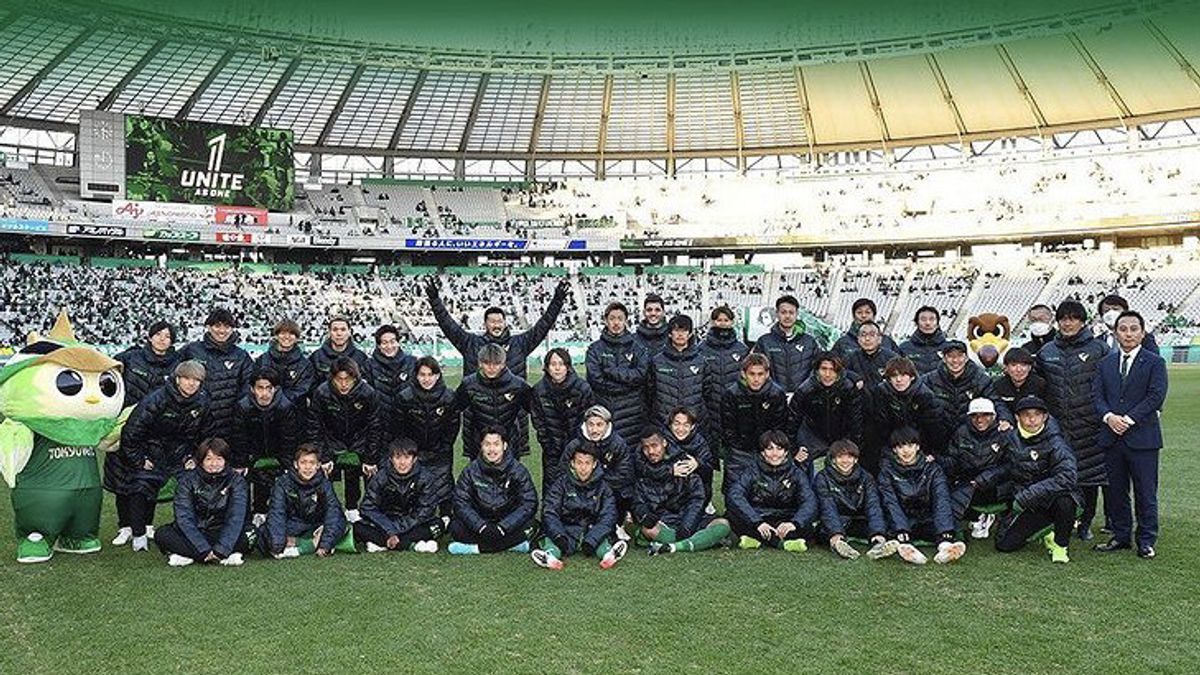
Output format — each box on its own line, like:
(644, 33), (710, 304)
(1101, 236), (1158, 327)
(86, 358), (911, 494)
(877, 427), (967, 565)
(532, 441), (628, 570)
(354, 437), (444, 554)
(813, 439), (897, 561)
(725, 430), (817, 553)
(448, 428), (538, 555)
(257, 444), (350, 559)
(632, 427), (732, 555)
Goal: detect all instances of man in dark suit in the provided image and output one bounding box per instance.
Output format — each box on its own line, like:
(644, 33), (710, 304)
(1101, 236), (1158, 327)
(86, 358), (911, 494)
(1092, 311), (1168, 559)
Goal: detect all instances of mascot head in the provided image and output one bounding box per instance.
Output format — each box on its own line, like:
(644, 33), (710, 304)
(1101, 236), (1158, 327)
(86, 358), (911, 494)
(967, 313), (1011, 368)
(0, 312), (124, 445)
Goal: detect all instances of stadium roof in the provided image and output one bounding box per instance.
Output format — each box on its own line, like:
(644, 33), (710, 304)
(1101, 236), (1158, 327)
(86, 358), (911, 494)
(1, 0), (1199, 160)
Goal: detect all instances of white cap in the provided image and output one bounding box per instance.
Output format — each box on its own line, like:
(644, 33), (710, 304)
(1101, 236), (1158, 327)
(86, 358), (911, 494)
(967, 398), (995, 416)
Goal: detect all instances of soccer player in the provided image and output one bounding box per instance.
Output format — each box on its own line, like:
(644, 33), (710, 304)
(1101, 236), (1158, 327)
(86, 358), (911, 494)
(530, 347), (594, 492)
(634, 428), (732, 556)
(720, 353), (789, 492)
(306, 356), (382, 518)
(698, 305), (749, 446)
(388, 356), (459, 516)
(448, 428), (538, 555)
(561, 405), (634, 519)
(179, 307), (253, 454)
(832, 297), (900, 357)
(532, 441), (628, 570)
(790, 352), (864, 467)
(665, 407), (717, 506)
(455, 343), (533, 459)
(842, 320), (899, 391)
(254, 318), (314, 405)
(877, 427), (966, 565)
(922, 339), (999, 440)
(864, 357), (944, 473)
(309, 316), (370, 386)
(363, 324), (416, 406)
(586, 301), (651, 448)
(354, 438), (443, 554)
(155, 438), (251, 567)
(899, 306), (948, 376)
(751, 295), (819, 396)
(813, 440), (896, 560)
(258, 444), (349, 559)
(993, 347), (1045, 416)
(941, 398), (1016, 539)
(633, 293), (669, 357)
(647, 313), (715, 428)
(234, 368), (301, 522)
(726, 430), (818, 552)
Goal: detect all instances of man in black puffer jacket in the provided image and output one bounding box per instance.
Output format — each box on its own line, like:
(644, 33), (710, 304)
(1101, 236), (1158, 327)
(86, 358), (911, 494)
(309, 316), (371, 389)
(179, 308), (253, 448)
(427, 276), (570, 380)
(940, 399), (1016, 537)
(307, 357), (382, 512)
(832, 298), (901, 359)
(843, 320), (899, 391)
(866, 357), (946, 470)
(259, 445), (348, 558)
(1035, 300), (1109, 540)
(814, 440), (894, 560)
(561, 406), (634, 517)
(877, 426), (965, 565)
(387, 356), (460, 514)
(456, 344), (533, 459)
(354, 438), (445, 553)
(698, 305), (749, 447)
(107, 319), (179, 545)
(633, 293), (669, 358)
(533, 441), (625, 570)
(586, 302), (651, 449)
(155, 438), (251, 566)
(993, 347), (1045, 416)
(254, 319), (314, 406)
(726, 429), (818, 551)
(751, 295), (819, 396)
(790, 352), (864, 464)
(235, 368), (301, 517)
(720, 353), (789, 492)
(449, 428), (538, 554)
(922, 340), (1000, 441)
(648, 314), (716, 428)
(531, 348), (594, 492)
(899, 306), (949, 376)
(363, 324), (416, 407)
(634, 428), (732, 555)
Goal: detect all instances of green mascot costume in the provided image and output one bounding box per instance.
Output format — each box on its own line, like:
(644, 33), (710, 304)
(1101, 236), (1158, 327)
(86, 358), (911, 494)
(0, 312), (125, 563)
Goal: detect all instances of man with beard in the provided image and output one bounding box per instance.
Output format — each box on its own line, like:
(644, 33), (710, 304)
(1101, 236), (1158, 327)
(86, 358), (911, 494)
(633, 294), (669, 358)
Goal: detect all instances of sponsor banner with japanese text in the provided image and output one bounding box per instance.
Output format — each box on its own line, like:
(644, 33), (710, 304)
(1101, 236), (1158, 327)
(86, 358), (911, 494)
(0, 219), (50, 233)
(214, 231), (260, 244)
(66, 224), (127, 237)
(214, 205), (268, 226)
(404, 237), (528, 251)
(142, 228), (200, 241)
(113, 200), (214, 225)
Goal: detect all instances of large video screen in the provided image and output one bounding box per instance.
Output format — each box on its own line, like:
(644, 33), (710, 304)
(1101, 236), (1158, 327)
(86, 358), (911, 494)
(124, 116), (294, 211)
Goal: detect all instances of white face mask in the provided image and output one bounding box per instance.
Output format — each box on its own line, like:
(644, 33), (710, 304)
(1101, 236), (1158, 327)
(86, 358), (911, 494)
(1102, 309), (1121, 329)
(1029, 321), (1052, 337)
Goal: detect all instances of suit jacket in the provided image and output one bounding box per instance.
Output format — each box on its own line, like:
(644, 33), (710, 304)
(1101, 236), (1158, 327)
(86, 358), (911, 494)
(1092, 347), (1168, 451)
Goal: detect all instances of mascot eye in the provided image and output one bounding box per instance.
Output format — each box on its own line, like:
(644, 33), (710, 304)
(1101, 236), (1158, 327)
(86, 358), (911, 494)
(100, 371), (120, 398)
(970, 325), (983, 339)
(994, 323), (1008, 339)
(56, 370), (84, 396)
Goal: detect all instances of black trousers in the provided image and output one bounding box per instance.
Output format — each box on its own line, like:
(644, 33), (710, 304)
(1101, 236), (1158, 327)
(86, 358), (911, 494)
(449, 518), (535, 553)
(995, 495), (1076, 551)
(819, 517), (884, 543)
(424, 463), (454, 518)
(155, 522), (250, 561)
(353, 519), (443, 549)
(249, 465), (283, 514)
(128, 494), (158, 537)
(115, 493), (132, 529)
(1079, 485), (1101, 531)
(331, 463), (363, 510)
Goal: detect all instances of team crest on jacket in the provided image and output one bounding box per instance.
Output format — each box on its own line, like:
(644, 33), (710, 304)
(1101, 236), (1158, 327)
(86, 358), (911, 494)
(354, 403), (363, 410)
(782, 478), (792, 489)
(224, 360), (234, 370)
(504, 393), (515, 401)
(565, 400), (574, 408)
(689, 366), (699, 374)
(625, 353), (633, 362)
(1079, 353), (1090, 362)
(991, 443), (1000, 453)
(289, 370), (296, 379)
(190, 409), (200, 418)
(761, 401), (770, 410)
(1030, 450), (1039, 460)
(795, 345), (805, 352)
(732, 354), (741, 361)
(435, 407), (445, 416)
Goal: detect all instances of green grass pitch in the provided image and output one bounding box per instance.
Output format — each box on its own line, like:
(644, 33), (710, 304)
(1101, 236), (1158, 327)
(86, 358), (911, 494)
(2, 367), (1198, 673)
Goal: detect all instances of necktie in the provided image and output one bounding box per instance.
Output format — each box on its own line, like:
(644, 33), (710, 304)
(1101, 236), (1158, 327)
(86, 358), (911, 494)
(1121, 354), (1131, 381)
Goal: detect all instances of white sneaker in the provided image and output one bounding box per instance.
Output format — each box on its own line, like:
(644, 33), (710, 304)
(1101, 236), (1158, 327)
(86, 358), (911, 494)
(145, 525), (155, 540)
(897, 543), (928, 565)
(365, 542), (388, 553)
(934, 541), (967, 564)
(131, 535), (149, 552)
(413, 540), (439, 554)
(345, 509), (361, 523)
(251, 513), (267, 528)
(111, 527), (132, 546)
(531, 548), (564, 570)
(167, 554), (193, 567)
(704, 501), (716, 515)
(600, 540), (628, 569)
(219, 552), (244, 566)
(614, 523), (631, 542)
(970, 513), (996, 540)
(275, 546), (300, 559)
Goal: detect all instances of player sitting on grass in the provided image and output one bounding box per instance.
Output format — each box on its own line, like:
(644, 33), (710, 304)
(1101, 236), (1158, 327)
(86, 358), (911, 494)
(940, 398), (1017, 540)
(725, 430), (817, 552)
(155, 438), (251, 567)
(258, 444), (348, 559)
(994, 396), (1079, 564)
(448, 428), (538, 555)
(632, 427), (732, 556)
(354, 437), (443, 554)
(532, 441), (628, 570)
(877, 427), (966, 565)
(812, 439), (896, 560)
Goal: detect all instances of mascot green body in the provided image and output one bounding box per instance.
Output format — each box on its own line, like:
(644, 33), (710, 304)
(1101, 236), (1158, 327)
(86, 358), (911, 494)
(0, 313), (124, 563)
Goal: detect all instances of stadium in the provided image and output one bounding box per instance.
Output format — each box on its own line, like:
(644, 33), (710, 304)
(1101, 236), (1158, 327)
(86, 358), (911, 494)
(1, 0), (1198, 672)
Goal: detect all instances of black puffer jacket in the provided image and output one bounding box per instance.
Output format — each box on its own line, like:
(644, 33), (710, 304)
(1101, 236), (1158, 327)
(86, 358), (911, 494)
(726, 455), (818, 528)
(585, 330), (650, 447)
(114, 343), (178, 407)
(266, 469), (345, 552)
(455, 369), (532, 459)
(666, 425), (716, 477)
(899, 329), (948, 376)
(832, 325), (901, 360)
(234, 391), (301, 468)
(634, 320), (669, 358)
(648, 342), (716, 427)
(119, 379), (211, 473)
(542, 465), (619, 555)
(844, 347), (899, 392)
(363, 349), (416, 406)
(180, 332), (253, 441)
(751, 323), (819, 393)
(172, 467), (249, 557)
(306, 380), (382, 464)
(1006, 419), (1080, 511)
(922, 361), (997, 438)
(1036, 330), (1109, 486)
(789, 374), (864, 456)
(562, 425), (634, 508)
(877, 454), (955, 538)
(428, 280), (569, 380)
(388, 379), (460, 467)
(814, 464), (887, 538)
(255, 343), (315, 405)
(308, 340), (371, 389)
(993, 372), (1046, 417)
(359, 462), (441, 537)
(698, 326), (749, 443)
(720, 378), (789, 460)
(868, 379), (946, 455)
(531, 370), (594, 482)
(631, 445), (706, 537)
(940, 419), (1015, 491)
(453, 451), (538, 533)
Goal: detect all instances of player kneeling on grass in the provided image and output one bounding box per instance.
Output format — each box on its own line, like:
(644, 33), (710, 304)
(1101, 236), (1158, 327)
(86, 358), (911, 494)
(533, 441), (628, 570)
(258, 444), (348, 559)
(813, 439), (896, 560)
(633, 427), (731, 556)
(354, 437), (443, 554)
(156, 437), (252, 567)
(725, 430), (817, 553)
(448, 427), (538, 555)
(941, 398), (1017, 540)
(878, 427), (966, 565)
(994, 396), (1079, 564)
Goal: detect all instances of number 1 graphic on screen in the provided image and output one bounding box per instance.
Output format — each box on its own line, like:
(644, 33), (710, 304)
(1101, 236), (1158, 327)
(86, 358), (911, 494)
(207, 134), (227, 172)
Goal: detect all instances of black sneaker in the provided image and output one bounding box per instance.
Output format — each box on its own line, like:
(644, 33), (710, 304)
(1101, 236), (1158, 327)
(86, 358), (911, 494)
(1093, 539), (1131, 553)
(1137, 546), (1156, 559)
(1076, 525), (1094, 542)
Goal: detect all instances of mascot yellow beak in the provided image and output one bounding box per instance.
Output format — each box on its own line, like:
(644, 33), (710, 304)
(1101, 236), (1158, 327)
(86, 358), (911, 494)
(969, 332), (1009, 354)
